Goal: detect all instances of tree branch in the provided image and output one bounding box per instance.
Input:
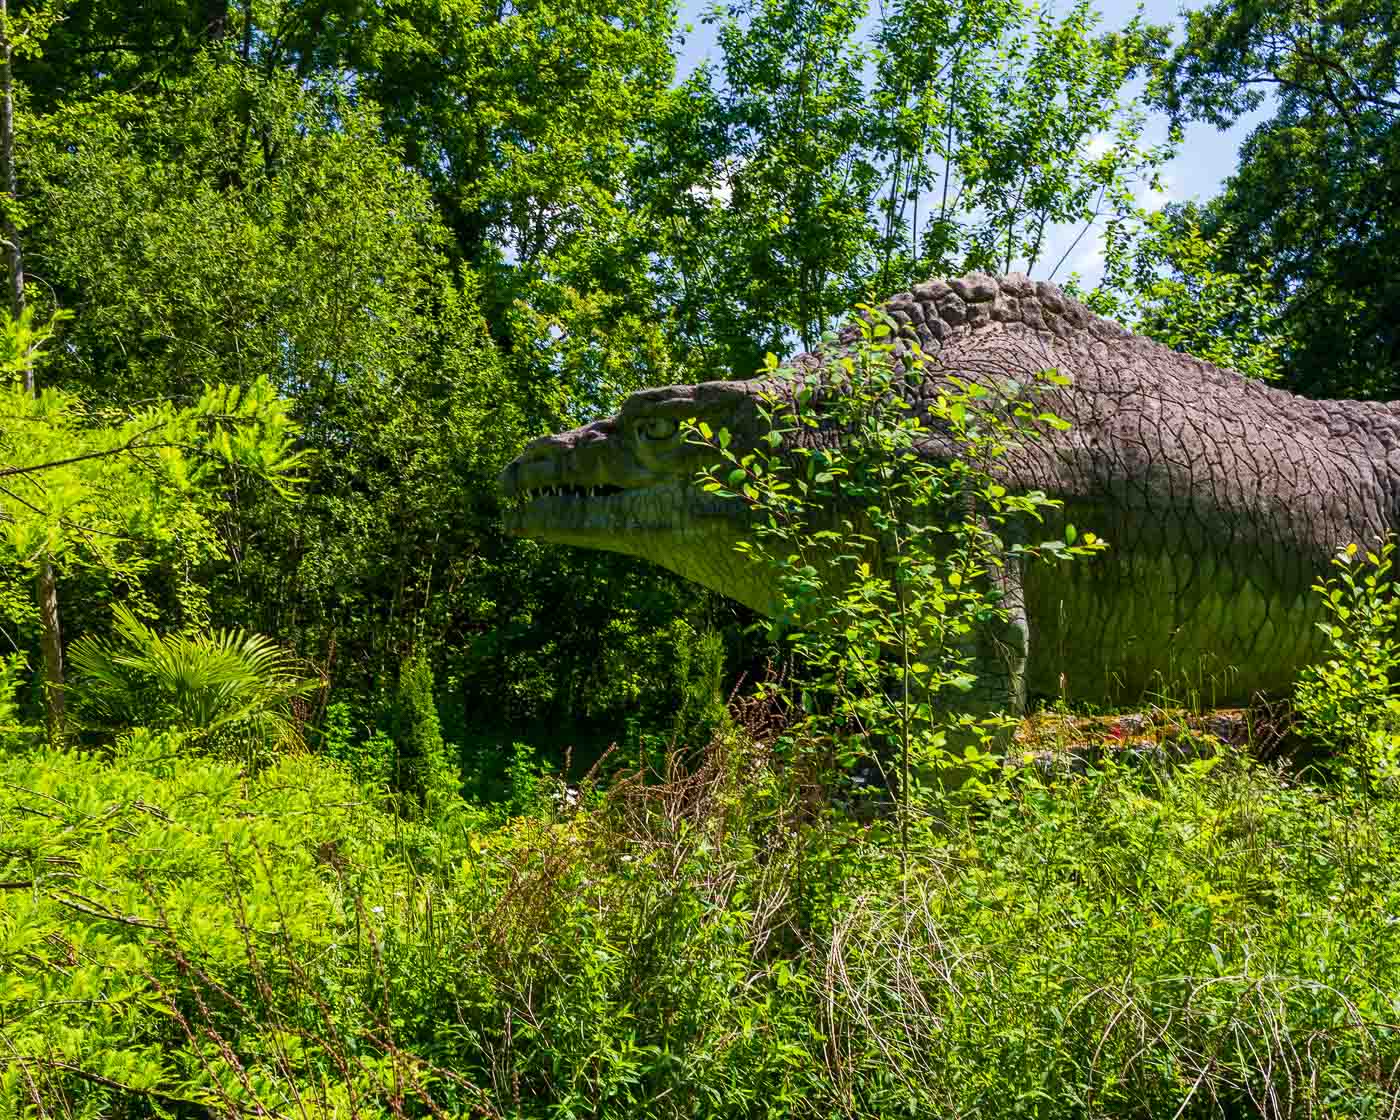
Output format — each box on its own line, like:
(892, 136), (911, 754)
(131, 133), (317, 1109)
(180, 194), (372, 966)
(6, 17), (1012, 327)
(0, 426), (173, 479)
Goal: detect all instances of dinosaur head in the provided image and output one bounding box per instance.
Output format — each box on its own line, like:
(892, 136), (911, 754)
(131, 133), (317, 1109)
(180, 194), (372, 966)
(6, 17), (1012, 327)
(499, 378), (782, 613)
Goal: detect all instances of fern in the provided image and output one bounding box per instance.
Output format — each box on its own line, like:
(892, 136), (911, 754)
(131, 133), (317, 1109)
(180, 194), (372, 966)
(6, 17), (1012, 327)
(69, 604), (316, 761)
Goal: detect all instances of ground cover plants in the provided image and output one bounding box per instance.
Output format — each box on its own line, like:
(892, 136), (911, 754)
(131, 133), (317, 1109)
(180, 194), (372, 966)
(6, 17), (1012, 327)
(3, 708), (1400, 1118)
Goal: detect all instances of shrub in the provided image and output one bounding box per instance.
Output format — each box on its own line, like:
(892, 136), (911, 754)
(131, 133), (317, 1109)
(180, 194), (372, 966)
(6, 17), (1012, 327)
(1294, 539), (1400, 795)
(688, 309), (1104, 860)
(388, 651), (460, 818)
(67, 603), (316, 765)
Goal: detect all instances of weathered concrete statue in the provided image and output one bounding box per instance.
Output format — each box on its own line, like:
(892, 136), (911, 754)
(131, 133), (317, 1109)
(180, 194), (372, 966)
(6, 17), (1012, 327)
(500, 273), (1398, 711)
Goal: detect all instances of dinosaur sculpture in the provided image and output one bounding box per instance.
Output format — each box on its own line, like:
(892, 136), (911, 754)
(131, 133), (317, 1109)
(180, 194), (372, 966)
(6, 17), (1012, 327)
(500, 273), (1399, 711)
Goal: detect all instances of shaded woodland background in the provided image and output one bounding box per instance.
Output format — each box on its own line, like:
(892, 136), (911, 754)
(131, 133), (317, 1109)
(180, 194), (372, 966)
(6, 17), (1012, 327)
(8, 0), (1398, 772)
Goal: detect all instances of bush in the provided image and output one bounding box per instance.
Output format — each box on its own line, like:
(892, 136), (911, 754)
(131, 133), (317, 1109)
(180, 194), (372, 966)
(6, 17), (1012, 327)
(66, 604), (315, 766)
(0, 732), (483, 1118)
(688, 309), (1103, 861)
(1294, 540), (1400, 795)
(388, 651), (460, 818)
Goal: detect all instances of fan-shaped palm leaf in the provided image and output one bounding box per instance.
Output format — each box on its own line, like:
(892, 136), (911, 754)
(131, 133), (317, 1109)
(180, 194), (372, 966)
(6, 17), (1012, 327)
(70, 605), (317, 755)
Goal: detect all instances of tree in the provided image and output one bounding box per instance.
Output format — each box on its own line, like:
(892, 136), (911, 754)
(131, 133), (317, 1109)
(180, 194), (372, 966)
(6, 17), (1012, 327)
(16, 0), (231, 113)
(22, 62), (502, 678)
(1150, 0), (1400, 398)
(638, 0), (1171, 381)
(1093, 207), (1288, 383)
(2, 0), (64, 734)
(388, 651), (456, 817)
(867, 0), (1169, 289)
(20, 49), (717, 745)
(20, 0), (684, 408)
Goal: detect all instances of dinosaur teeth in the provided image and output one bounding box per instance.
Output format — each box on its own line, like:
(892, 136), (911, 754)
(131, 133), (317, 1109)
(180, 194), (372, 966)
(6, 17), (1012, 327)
(521, 483), (625, 501)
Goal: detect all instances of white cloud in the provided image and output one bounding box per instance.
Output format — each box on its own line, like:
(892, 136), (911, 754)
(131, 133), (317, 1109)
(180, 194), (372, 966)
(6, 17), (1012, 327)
(686, 161), (738, 208)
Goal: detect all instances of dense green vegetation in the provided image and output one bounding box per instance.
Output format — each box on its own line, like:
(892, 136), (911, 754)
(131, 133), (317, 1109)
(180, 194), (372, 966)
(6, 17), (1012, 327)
(3, 0), (1400, 1114)
(7, 726), (1400, 1117)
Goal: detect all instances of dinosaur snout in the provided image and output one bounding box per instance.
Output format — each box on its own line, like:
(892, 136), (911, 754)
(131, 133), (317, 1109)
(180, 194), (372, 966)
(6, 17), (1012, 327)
(499, 418), (627, 500)
(499, 437), (565, 498)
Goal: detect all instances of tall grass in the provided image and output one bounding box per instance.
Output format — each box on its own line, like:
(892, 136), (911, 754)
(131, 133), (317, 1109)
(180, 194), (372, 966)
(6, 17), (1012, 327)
(3, 703), (1399, 1118)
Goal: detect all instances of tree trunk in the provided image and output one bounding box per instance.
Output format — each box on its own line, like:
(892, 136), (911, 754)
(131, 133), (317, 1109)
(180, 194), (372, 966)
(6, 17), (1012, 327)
(0, 0), (21, 391)
(36, 559), (62, 733)
(204, 0), (228, 43)
(1, 0), (64, 739)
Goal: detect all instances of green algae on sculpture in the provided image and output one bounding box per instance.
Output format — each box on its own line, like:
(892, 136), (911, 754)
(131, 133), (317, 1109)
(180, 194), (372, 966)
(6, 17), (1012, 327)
(500, 273), (1399, 711)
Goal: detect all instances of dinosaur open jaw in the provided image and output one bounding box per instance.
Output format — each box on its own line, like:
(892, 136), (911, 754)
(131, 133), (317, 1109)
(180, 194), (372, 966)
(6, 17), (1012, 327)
(509, 484), (624, 515)
(519, 483), (627, 502)
(502, 480), (638, 533)
(501, 477), (735, 542)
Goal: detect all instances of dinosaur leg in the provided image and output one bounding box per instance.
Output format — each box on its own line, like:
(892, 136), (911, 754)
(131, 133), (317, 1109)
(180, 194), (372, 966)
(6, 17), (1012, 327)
(921, 544), (1029, 790)
(976, 544), (1030, 718)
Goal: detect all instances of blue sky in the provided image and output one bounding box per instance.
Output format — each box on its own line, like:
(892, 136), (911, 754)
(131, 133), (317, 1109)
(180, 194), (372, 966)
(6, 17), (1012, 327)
(669, 0), (1263, 285)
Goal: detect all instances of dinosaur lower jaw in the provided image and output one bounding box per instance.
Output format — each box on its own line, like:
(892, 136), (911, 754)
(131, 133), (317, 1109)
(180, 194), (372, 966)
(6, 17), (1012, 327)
(501, 480), (729, 544)
(502, 480), (774, 611)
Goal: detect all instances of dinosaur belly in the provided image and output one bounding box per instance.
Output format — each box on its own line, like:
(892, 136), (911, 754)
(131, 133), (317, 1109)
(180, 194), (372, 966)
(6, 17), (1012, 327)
(1022, 511), (1330, 706)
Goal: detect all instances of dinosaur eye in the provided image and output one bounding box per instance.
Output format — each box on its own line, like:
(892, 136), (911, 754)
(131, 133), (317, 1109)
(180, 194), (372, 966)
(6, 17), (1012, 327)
(638, 417), (678, 441)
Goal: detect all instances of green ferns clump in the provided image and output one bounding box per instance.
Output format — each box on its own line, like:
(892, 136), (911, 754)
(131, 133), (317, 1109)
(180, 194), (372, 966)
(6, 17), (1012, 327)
(68, 604), (315, 764)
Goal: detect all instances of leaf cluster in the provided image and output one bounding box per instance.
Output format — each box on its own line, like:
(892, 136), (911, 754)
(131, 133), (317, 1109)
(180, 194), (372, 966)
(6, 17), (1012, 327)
(689, 311), (1104, 857)
(67, 604), (316, 764)
(1295, 539), (1400, 796)
(0, 371), (306, 619)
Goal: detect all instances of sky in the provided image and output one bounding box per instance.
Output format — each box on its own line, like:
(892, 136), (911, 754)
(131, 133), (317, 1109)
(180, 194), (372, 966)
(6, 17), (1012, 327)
(669, 0), (1265, 285)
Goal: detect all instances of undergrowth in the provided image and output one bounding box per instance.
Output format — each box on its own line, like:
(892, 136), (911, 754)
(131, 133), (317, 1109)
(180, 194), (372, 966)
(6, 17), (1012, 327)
(3, 705), (1399, 1118)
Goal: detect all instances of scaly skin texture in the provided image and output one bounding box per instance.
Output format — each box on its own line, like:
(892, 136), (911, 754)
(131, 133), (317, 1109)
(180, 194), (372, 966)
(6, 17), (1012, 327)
(500, 273), (1400, 709)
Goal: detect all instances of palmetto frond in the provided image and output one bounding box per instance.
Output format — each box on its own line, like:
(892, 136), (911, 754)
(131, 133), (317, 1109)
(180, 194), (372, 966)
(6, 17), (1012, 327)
(70, 605), (317, 754)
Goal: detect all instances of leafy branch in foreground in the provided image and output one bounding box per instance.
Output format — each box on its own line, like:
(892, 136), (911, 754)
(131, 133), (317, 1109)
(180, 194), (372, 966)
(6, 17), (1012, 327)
(1295, 538), (1400, 797)
(0, 367), (308, 621)
(0, 376), (306, 551)
(689, 309), (1105, 861)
